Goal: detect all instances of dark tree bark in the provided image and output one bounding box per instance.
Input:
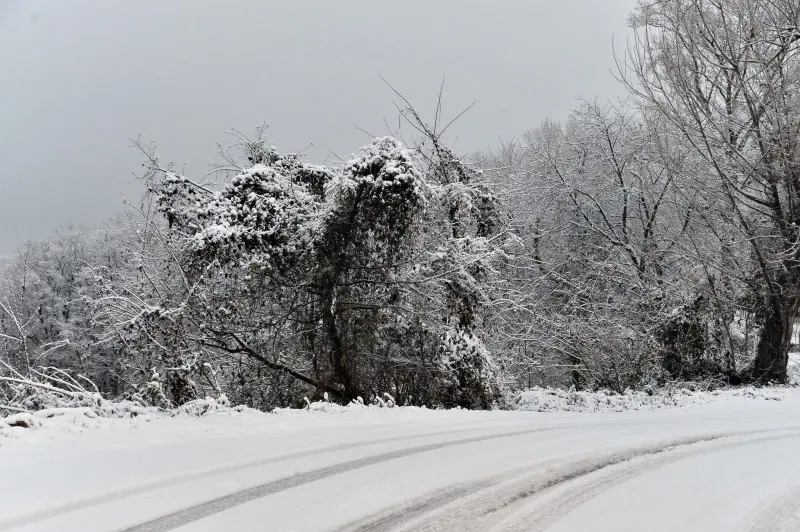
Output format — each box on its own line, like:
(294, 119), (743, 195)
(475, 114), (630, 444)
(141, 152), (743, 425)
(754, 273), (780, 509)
(752, 296), (799, 383)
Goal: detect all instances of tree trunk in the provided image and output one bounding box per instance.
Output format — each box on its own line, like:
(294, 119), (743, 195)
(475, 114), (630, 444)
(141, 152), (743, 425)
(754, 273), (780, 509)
(752, 297), (798, 384)
(316, 190), (364, 402)
(322, 295), (358, 402)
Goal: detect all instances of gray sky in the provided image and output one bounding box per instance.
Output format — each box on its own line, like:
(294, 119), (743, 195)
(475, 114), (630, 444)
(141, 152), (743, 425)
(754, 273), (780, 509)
(0, 0), (634, 253)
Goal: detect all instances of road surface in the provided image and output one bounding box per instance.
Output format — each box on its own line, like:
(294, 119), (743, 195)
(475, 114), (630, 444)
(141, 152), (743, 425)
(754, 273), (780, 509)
(1, 391), (799, 531)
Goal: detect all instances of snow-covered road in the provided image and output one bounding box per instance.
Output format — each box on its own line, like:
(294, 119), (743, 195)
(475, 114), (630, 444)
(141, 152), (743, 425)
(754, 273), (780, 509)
(1, 389), (800, 531)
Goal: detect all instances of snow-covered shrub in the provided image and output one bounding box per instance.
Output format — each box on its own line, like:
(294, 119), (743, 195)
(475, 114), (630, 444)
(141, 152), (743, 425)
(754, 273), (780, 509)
(126, 370), (173, 409)
(176, 394), (233, 416)
(0, 363), (159, 422)
(437, 329), (501, 408)
(510, 386), (698, 412)
(658, 295), (728, 381)
(0, 364), (104, 413)
(789, 353), (800, 386)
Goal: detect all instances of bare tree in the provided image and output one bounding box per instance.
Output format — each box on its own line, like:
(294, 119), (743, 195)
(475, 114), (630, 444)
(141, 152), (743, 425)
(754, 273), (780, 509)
(480, 101), (707, 390)
(624, 0), (800, 382)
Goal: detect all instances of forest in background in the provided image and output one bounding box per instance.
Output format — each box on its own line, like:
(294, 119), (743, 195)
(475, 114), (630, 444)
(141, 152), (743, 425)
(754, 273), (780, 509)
(3, 0), (800, 412)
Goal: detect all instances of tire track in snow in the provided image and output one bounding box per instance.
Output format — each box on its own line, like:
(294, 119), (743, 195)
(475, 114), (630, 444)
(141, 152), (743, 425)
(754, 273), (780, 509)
(341, 436), (728, 532)
(742, 486), (800, 532)
(0, 423), (530, 531)
(339, 428), (800, 532)
(487, 431), (800, 532)
(118, 424), (591, 532)
(340, 478), (502, 532)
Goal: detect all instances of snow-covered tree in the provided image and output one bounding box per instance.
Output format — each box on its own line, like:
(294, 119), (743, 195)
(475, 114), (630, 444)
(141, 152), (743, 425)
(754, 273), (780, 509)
(91, 129), (509, 409)
(624, 0), (800, 383)
(479, 102), (721, 390)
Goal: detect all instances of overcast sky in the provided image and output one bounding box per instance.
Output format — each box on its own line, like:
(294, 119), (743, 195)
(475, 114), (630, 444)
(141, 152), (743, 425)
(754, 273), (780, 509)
(0, 0), (634, 253)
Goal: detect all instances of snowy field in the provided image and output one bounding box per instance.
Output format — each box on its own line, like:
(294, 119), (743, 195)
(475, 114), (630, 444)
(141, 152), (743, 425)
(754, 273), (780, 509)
(1, 363), (799, 532)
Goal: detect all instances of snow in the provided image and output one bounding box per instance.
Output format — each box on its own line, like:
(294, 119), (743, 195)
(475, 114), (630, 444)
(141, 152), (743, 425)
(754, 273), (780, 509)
(1, 378), (799, 531)
(789, 352), (800, 385)
(1, 412), (40, 429)
(511, 384), (786, 412)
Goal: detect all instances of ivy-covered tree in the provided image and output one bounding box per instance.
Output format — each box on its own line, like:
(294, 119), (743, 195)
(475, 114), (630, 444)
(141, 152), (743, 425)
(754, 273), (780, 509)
(93, 130), (510, 409)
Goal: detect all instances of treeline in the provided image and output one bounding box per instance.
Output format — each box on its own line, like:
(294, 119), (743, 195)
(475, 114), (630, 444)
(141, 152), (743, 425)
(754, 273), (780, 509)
(2, 0), (799, 411)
